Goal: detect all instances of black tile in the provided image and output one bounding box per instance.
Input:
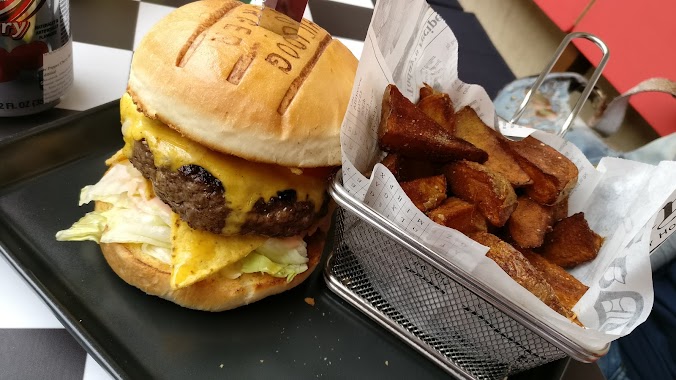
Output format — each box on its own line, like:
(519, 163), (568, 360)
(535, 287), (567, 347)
(310, 0), (373, 41)
(430, 6), (515, 98)
(0, 329), (87, 380)
(372, 0), (463, 11)
(426, 0), (462, 11)
(69, 0), (139, 50)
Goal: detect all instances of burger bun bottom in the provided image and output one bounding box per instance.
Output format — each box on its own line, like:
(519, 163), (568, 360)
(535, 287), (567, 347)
(96, 201), (326, 311)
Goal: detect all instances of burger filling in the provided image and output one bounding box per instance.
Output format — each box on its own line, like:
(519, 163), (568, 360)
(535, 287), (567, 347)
(56, 160), (312, 289)
(118, 93), (329, 237)
(131, 139), (324, 236)
(56, 93), (334, 290)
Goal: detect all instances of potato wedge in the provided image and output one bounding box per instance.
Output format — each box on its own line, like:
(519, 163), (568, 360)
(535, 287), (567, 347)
(417, 83), (456, 134)
(400, 175), (447, 212)
(522, 250), (588, 314)
(469, 232), (574, 319)
(552, 195), (569, 222)
(380, 153), (440, 182)
(454, 106), (531, 187)
(443, 160), (517, 227)
(508, 196), (554, 248)
(427, 197), (487, 234)
(540, 212), (604, 268)
(381, 153), (401, 180)
(419, 82), (436, 100)
(398, 158), (440, 182)
(504, 136), (578, 205)
(379, 85), (487, 163)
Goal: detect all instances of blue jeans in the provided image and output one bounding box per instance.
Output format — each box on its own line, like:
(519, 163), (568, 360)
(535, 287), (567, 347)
(598, 342), (632, 380)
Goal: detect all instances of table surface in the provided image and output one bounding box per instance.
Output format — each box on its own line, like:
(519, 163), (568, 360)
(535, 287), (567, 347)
(0, 0), (604, 379)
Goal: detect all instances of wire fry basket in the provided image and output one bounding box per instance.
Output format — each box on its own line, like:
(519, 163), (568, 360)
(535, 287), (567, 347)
(324, 33), (611, 380)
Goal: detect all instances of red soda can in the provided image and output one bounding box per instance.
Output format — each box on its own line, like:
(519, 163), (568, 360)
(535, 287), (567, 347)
(0, 0), (73, 117)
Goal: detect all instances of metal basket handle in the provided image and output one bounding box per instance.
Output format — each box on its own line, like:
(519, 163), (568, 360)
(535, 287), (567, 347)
(501, 32), (610, 139)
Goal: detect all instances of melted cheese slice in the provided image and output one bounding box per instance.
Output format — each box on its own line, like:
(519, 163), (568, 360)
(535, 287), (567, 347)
(170, 214), (267, 288)
(119, 93), (326, 235)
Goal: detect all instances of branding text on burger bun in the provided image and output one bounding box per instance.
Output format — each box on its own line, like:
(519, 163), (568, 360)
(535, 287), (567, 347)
(178, 7), (323, 75)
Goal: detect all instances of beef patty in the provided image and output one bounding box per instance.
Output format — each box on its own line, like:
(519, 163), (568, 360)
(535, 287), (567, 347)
(130, 140), (327, 237)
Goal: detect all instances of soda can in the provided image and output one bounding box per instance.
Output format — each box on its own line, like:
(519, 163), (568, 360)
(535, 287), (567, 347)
(0, 0), (73, 117)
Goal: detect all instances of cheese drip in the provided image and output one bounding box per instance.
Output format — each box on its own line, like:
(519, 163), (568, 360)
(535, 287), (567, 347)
(119, 93), (326, 235)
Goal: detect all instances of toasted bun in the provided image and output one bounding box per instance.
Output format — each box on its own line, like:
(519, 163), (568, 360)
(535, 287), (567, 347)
(96, 202), (325, 312)
(128, 0), (357, 168)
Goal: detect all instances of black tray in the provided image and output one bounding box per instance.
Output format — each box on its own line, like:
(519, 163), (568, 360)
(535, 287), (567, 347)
(0, 101), (575, 380)
(0, 101), (454, 379)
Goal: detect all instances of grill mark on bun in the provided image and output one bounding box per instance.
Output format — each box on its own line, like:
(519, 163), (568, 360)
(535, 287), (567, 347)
(277, 34), (333, 115)
(176, 1), (242, 67)
(227, 43), (259, 85)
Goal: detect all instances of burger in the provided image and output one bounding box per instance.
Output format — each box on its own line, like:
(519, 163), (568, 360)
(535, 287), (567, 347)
(55, 0), (357, 311)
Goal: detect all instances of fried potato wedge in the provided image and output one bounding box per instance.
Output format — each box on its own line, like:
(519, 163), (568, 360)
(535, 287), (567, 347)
(540, 212), (604, 268)
(505, 136), (578, 205)
(443, 160), (517, 227)
(427, 197), (487, 234)
(381, 153), (401, 180)
(469, 232), (574, 319)
(380, 153), (440, 182)
(552, 195), (569, 222)
(379, 85), (487, 163)
(419, 82), (436, 100)
(522, 250), (588, 314)
(454, 107), (532, 187)
(400, 175), (447, 212)
(417, 83), (456, 134)
(508, 196), (554, 248)
(398, 158), (439, 182)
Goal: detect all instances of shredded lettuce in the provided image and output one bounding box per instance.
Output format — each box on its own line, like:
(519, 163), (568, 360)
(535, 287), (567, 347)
(255, 238), (309, 265)
(240, 253), (308, 282)
(242, 238), (309, 281)
(56, 161), (173, 263)
(54, 213), (107, 243)
(78, 162), (171, 225)
(98, 208), (171, 248)
(57, 162), (310, 283)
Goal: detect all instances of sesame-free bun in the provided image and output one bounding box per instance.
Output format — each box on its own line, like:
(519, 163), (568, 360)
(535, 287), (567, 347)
(127, 0), (357, 168)
(97, 200), (325, 311)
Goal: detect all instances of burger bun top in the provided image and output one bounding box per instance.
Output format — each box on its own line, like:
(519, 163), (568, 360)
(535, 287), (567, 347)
(127, 0), (358, 168)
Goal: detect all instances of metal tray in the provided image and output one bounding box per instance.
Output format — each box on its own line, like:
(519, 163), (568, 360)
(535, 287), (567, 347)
(0, 101), (461, 379)
(325, 174), (609, 380)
